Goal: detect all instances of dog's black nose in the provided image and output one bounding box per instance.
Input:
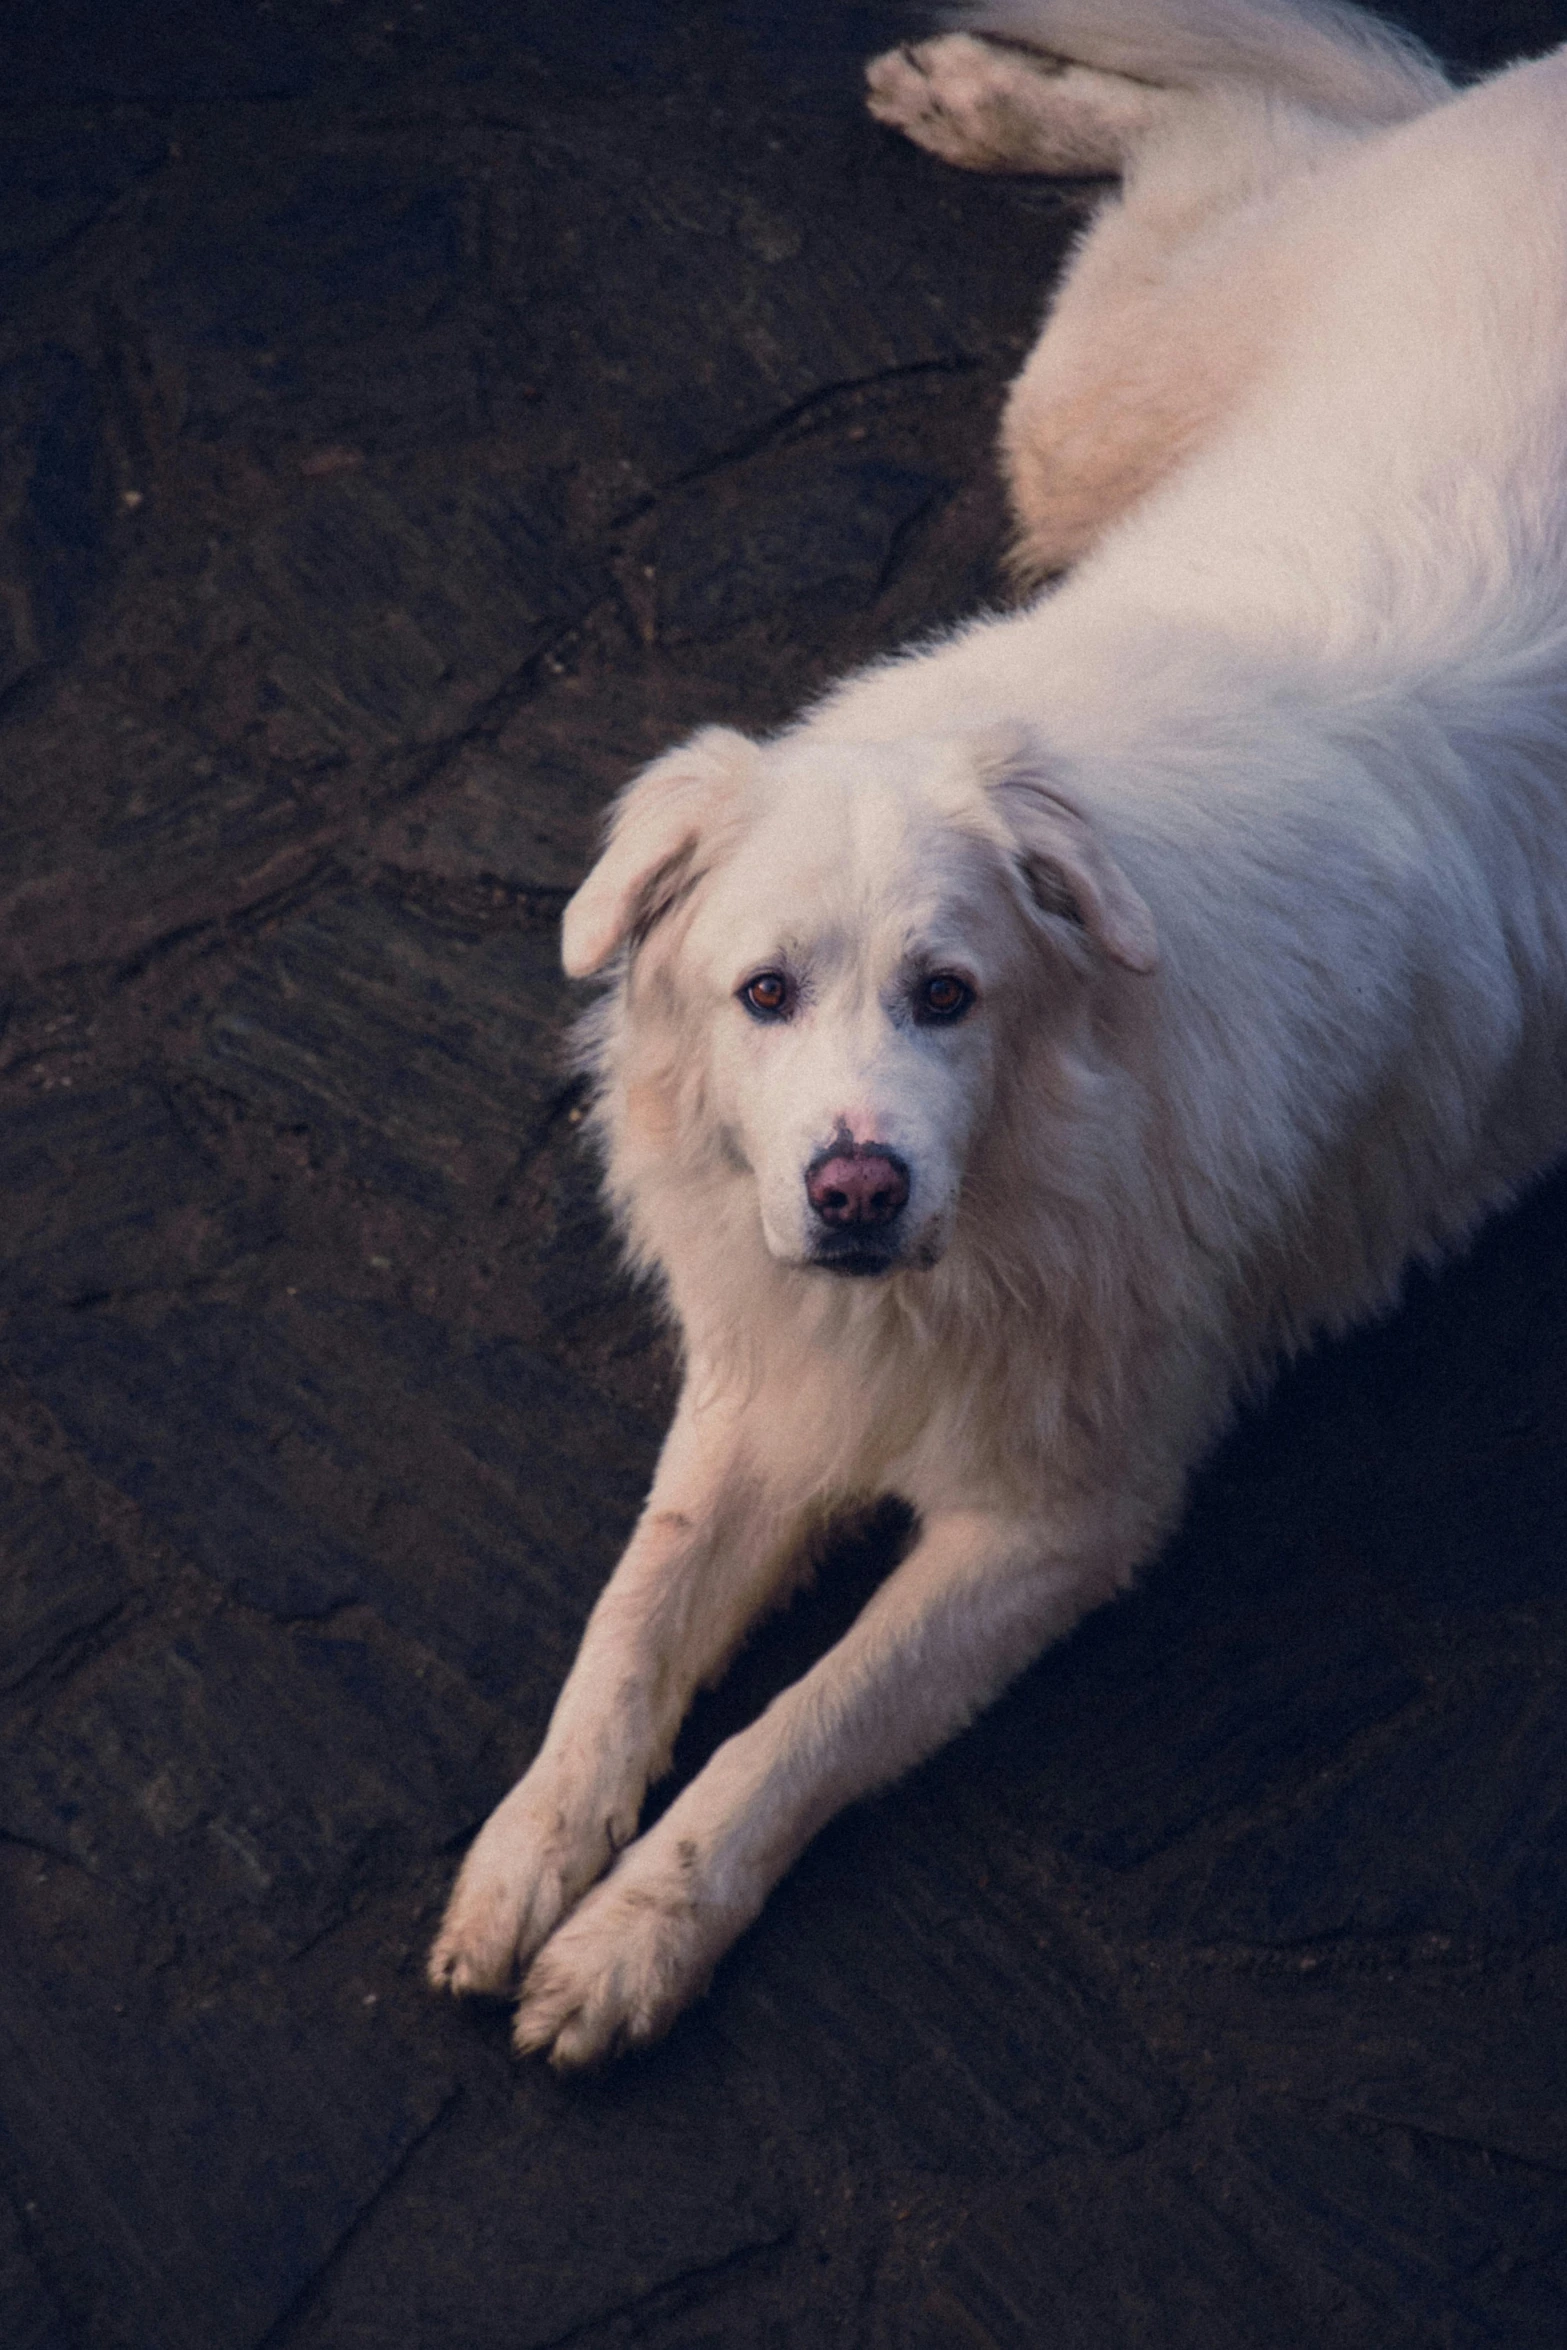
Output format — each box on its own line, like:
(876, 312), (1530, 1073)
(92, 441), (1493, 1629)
(806, 1148), (909, 1228)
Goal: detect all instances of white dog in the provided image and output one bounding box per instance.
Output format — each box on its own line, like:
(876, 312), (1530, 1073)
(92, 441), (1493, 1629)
(431, 0), (1567, 2066)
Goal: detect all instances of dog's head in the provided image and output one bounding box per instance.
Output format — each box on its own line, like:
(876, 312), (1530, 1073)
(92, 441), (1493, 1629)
(563, 721), (1157, 1278)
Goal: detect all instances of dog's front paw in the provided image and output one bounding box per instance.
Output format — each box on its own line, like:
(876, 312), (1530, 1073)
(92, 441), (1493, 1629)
(428, 1772), (627, 1999)
(512, 1860), (733, 2069)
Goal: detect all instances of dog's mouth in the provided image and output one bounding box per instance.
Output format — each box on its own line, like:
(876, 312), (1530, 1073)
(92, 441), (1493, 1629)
(806, 1233), (903, 1279)
(800, 1224), (951, 1279)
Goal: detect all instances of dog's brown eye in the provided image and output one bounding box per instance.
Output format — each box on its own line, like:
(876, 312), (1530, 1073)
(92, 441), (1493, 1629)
(916, 973), (974, 1023)
(741, 971), (791, 1019)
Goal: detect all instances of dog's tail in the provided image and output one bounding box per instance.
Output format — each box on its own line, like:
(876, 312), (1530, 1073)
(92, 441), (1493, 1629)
(948, 0), (1449, 122)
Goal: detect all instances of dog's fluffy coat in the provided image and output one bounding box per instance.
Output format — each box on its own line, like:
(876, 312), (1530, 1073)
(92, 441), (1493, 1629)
(431, 0), (1567, 2065)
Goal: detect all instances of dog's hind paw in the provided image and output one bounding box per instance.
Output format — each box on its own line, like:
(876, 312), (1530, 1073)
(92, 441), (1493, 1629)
(866, 36), (1026, 171)
(866, 34), (1158, 176)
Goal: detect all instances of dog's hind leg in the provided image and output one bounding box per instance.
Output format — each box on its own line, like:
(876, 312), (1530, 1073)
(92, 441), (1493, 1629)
(871, 0), (1448, 157)
(868, 18), (1448, 581)
(428, 1386), (826, 2002)
(868, 37), (1319, 579)
(995, 84), (1336, 583)
(867, 32), (1169, 175)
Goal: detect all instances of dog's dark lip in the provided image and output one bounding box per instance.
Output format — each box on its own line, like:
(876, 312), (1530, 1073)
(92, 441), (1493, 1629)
(808, 1243), (901, 1279)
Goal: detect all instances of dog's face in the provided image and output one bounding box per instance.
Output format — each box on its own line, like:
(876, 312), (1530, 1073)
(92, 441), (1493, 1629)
(684, 743), (1016, 1276)
(564, 726), (1156, 1278)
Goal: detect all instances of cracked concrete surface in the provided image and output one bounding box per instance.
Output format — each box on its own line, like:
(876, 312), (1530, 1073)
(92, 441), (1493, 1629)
(2, 3), (1567, 2344)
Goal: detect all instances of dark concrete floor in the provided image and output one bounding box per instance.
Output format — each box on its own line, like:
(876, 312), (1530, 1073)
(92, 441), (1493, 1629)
(3, 3), (1567, 2344)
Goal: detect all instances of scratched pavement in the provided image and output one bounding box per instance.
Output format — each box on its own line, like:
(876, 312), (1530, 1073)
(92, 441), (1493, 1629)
(2, 4), (1566, 2345)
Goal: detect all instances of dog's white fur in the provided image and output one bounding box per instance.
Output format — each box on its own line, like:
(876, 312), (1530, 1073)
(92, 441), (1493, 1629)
(430, 0), (1567, 2066)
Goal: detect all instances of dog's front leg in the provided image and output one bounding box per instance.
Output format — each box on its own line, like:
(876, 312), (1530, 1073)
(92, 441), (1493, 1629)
(515, 1505), (1128, 2066)
(429, 1384), (816, 2000)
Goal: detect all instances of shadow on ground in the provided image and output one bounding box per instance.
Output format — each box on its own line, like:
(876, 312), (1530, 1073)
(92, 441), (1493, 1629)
(2, 4), (1566, 2345)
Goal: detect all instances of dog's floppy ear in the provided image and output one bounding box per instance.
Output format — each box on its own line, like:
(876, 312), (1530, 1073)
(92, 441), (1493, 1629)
(562, 726), (755, 978)
(978, 727), (1158, 975)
